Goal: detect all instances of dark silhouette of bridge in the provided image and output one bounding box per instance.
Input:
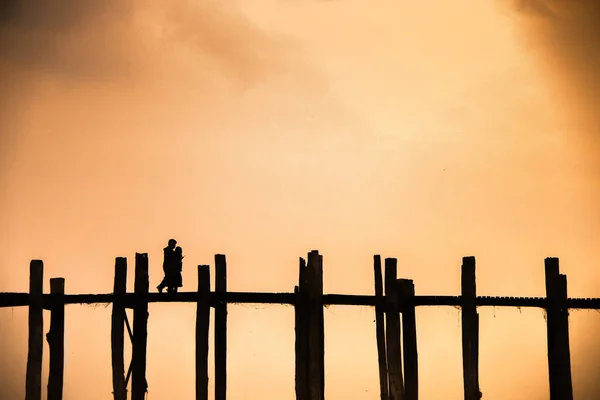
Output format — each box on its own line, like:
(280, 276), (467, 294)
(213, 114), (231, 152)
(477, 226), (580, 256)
(2, 250), (594, 400)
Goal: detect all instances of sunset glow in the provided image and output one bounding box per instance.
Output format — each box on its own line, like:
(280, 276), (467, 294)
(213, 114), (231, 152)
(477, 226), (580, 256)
(1, 0), (599, 399)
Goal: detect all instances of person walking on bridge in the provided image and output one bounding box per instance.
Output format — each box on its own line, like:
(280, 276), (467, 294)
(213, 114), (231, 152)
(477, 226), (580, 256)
(170, 246), (184, 292)
(157, 238), (177, 293)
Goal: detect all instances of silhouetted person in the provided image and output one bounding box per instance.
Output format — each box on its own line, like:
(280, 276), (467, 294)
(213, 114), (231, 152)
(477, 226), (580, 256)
(169, 246), (184, 293)
(157, 239), (177, 293)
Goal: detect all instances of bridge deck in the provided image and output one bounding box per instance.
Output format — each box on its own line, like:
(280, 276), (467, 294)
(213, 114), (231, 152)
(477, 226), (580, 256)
(1, 291), (599, 309)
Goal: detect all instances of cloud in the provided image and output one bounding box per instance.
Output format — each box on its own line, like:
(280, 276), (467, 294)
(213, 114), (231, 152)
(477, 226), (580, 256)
(501, 1), (600, 396)
(503, 0), (600, 136)
(510, 0), (556, 18)
(0, 0), (344, 173)
(0, 0), (315, 88)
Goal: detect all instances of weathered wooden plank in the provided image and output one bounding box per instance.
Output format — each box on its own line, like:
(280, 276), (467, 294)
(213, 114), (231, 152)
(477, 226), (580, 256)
(545, 258), (573, 400)
(47, 278), (65, 400)
(385, 258), (404, 400)
(461, 257), (481, 400)
(295, 256), (308, 400)
(196, 265), (211, 400)
(398, 279), (418, 400)
(131, 253), (149, 400)
(111, 258), (127, 400)
(26, 260), (43, 400)
(374, 255), (389, 400)
(215, 254), (227, 400)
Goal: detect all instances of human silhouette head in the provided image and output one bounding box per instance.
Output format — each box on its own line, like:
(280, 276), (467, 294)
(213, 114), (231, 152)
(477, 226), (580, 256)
(168, 239), (177, 249)
(175, 246), (183, 255)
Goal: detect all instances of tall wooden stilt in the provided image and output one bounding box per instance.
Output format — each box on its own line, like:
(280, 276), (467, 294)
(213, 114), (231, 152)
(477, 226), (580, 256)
(26, 260), (44, 400)
(545, 258), (573, 400)
(196, 265), (211, 400)
(295, 257), (308, 400)
(461, 256), (481, 400)
(317, 253), (325, 400)
(306, 250), (325, 400)
(384, 258), (404, 400)
(111, 258), (127, 400)
(132, 253), (149, 400)
(374, 255), (389, 400)
(47, 278), (65, 400)
(215, 254), (227, 400)
(398, 279), (418, 400)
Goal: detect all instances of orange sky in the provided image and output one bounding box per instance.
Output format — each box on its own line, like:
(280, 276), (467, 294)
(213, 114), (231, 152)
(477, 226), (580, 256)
(0, 0), (599, 399)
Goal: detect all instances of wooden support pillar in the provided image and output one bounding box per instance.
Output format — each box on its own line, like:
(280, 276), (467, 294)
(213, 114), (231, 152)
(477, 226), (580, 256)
(545, 258), (573, 400)
(398, 279), (418, 400)
(215, 254), (227, 400)
(111, 258), (127, 400)
(132, 253), (149, 400)
(384, 258), (404, 400)
(555, 273), (573, 400)
(295, 257), (308, 400)
(196, 265), (211, 400)
(317, 253), (325, 399)
(306, 250), (325, 400)
(26, 260), (44, 400)
(47, 278), (65, 400)
(461, 256), (481, 400)
(374, 255), (389, 400)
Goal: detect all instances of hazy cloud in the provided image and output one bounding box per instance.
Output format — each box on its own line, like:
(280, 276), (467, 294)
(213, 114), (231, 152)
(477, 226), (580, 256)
(504, 0), (600, 137)
(0, 0), (342, 170)
(503, 1), (600, 395)
(510, 0), (556, 18)
(0, 0), (310, 87)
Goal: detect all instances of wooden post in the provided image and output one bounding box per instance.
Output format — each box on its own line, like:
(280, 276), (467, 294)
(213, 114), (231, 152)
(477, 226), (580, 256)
(306, 250), (325, 400)
(317, 253), (325, 399)
(545, 257), (559, 398)
(47, 278), (65, 400)
(398, 279), (418, 400)
(374, 255), (389, 400)
(461, 256), (481, 400)
(132, 253), (149, 400)
(295, 257), (308, 400)
(545, 258), (573, 400)
(215, 254), (227, 400)
(111, 258), (127, 400)
(26, 260), (43, 400)
(384, 258), (404, 400)
(196, 265), (211, 400)
(555, 273), (573, 400)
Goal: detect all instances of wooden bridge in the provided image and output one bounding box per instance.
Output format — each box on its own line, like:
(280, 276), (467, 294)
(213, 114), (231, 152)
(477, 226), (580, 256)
(2, 250), (597, 400)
